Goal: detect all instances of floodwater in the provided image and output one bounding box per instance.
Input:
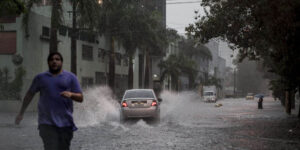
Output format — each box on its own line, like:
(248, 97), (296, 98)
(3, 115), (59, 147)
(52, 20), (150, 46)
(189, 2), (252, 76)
(0, 86), (299, 150)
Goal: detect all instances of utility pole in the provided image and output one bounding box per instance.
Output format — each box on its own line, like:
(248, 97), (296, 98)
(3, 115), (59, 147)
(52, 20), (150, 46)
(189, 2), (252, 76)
(71, 1), (77, 75)
(233, 68), (236, 97)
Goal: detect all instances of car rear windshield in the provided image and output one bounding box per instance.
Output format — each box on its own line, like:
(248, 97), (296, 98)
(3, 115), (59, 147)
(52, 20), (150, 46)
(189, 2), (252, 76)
(124, 90), (155, 99)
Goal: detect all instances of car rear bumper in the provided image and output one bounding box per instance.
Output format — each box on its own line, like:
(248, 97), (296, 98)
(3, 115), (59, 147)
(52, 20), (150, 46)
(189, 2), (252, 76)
(204, 98), (216, 102)
(121, 107), (159, 118)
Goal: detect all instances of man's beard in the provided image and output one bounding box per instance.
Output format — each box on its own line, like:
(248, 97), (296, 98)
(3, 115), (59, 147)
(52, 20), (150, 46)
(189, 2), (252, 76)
(49, 66), (62, 74)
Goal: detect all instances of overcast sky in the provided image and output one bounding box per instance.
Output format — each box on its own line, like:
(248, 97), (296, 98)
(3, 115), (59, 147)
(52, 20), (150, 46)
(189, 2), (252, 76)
(166, 1), (203, 35)
(166, 1), (236, 68)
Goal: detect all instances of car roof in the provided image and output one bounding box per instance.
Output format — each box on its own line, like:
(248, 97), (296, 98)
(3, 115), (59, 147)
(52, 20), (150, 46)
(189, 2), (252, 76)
(125, 89), (154, 92)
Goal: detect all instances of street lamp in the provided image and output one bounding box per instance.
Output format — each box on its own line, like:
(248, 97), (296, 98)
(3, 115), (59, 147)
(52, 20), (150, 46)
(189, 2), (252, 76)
(98, 0), (103, 4)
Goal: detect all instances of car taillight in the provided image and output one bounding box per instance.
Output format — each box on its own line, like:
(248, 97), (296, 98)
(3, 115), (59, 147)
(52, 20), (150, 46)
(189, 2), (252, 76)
(151, 100), (157, 106)
(122, 101), (128, 107)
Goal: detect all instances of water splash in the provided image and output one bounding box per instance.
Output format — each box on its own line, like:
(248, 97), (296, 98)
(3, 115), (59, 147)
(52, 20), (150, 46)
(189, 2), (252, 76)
(134, 119), (153, 128)
(73, 86), (120, 127)
(160, 90), (203, 125)
(73, 88), (207, 128)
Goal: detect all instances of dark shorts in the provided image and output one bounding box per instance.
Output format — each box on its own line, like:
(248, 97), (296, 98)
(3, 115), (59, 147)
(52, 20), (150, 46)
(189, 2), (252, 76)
(39, 124), (73, 150)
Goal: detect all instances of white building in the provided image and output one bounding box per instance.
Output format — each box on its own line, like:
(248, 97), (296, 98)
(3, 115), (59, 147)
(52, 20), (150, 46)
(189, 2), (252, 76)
(204, 40), (227, 98)
(0, 1), (144, 111)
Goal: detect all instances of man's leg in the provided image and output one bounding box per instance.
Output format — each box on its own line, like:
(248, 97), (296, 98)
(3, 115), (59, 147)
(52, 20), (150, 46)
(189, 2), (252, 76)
(58, 127), (73, 150)
(39, 125), (60, 150)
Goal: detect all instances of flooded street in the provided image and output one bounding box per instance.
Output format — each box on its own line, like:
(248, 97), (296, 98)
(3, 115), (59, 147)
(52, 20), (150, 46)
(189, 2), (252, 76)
(1, 87), (299, 150)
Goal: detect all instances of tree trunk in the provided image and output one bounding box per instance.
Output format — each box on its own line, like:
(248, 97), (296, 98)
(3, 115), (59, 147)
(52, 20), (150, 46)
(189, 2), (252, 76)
(285, 90), (291, 115)
(49, 0), (60, 53)
(144, 49), (150, 88)
(168, 76), (171, 90)
(128, 55), (133, 89)
(188, 74), (193, 90)
(71, 1), (77, 75)
(298, 86), (300, 118)
(171, 75), (178, 91)
(291, 90), (295, 109)
(108, 36), (115, 91)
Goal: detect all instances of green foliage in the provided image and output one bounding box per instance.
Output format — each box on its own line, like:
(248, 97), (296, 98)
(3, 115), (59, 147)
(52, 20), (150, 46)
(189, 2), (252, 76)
(199, 73), (222, 89)
(0, 67), (26, 100)
(0, 0), (25, 17)
(75, 0), (100, 30)
(235, 58), (267, 95)
(159, 54), (198, 89)
(0, 0), (26, 31)
(186, 0), (300, 94)
(98, 0), (170, 88)
(178, 38), (212, 60)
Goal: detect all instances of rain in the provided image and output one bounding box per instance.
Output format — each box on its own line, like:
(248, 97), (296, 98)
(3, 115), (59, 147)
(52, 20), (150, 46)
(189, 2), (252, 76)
(0, 0), (300, 150)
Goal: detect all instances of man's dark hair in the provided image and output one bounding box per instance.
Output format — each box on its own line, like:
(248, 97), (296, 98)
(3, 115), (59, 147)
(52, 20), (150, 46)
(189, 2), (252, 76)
(47, 52), (63, 62)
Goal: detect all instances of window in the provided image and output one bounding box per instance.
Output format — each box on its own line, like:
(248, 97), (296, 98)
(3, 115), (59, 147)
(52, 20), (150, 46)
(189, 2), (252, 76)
(0, 32), (16, 54)
(79, 31), (96, 43)
(97, 48), (106, 63)
(67, 27), (73, 37)
(95, 72), (106, 85)
(42, 26), (50, 37)
(82, 77), (93, 88)
(82, 45), (93, 61)
(115, 53), (121, 65)
(59, 25), (67, 36)
(123, 56), (128, 66)
(37, 0), (52, 6)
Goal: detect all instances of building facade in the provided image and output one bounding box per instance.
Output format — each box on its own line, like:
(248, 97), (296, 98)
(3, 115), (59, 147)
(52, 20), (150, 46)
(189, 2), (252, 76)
(0, 1), (132, 111)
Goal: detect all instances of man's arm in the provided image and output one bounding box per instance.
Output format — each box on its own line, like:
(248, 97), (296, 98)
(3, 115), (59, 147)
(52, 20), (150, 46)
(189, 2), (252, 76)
(60, 91), (83, 103)
(15, 91), (35, 125)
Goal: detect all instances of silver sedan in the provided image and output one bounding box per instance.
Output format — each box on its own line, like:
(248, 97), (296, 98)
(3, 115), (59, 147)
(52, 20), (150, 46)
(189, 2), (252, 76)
(120, 89), (162, 122)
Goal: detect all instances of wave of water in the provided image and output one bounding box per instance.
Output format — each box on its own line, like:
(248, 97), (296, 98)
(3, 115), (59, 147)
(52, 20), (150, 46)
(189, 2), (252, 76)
(73, 88), (205, 127)
(73, 86), (120, 127)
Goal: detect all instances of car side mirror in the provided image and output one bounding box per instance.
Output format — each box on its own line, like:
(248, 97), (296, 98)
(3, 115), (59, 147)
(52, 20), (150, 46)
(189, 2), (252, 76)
(158, 98), (163, 102)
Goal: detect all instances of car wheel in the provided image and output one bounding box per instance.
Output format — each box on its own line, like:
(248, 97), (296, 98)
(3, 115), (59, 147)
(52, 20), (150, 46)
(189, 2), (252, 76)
(120, 113), (126, 123)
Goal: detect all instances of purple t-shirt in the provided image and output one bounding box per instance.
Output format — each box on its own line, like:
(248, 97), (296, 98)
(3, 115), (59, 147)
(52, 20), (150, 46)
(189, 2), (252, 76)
(29, 70), (82, 131)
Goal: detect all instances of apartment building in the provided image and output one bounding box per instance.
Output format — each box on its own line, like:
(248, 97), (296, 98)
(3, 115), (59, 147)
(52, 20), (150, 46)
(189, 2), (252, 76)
(0, 1), (131, 111)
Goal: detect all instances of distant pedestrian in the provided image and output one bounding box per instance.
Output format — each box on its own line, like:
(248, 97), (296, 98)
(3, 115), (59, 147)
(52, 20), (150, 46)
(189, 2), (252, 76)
(15, 52), (83, 150)
(258, 97), (263, 109)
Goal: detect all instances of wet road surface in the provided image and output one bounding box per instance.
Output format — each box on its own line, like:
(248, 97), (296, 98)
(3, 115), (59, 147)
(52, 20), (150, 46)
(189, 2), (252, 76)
(1, 88), (299, 150)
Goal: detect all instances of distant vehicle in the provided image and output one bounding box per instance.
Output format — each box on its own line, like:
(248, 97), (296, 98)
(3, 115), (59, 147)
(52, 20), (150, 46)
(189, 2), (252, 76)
(120, 89), (162, 122)
(203, 86), (217, 102)
(246, 93), (254, 100)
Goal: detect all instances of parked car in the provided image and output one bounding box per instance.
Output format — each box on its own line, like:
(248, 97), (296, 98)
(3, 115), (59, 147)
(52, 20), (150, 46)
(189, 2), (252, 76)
(245, 93), (254, 100)
(120, 89), (162, 122)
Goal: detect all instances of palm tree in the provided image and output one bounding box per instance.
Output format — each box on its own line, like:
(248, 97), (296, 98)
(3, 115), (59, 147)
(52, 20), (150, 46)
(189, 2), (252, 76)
(116, 1), (140, 89)
(158, 54), (181, 90)
(49, 0), (62, 53)
(98, 0), (138, 90)
(70, 0), (99, 74)
(98, 0), (169, 90)
(180, 57), (198, 89)
(135, 10), (168, 88)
